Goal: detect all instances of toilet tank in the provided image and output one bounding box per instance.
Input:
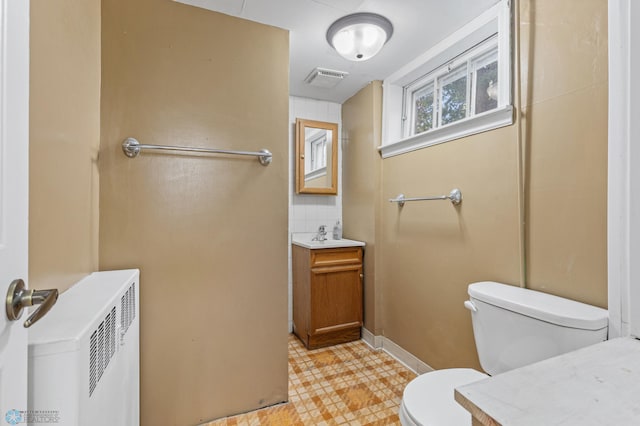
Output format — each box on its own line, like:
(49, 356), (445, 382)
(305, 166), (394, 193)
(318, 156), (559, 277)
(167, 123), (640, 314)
(467, 282), (608, 376)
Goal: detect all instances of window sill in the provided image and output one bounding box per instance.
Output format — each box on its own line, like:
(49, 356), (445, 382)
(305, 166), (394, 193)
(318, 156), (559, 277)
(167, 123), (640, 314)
(379, 105), (513, 159)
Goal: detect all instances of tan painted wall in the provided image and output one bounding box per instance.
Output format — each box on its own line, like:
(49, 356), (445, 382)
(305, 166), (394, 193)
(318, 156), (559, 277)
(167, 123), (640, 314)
(99, 1), (289, 424)
(381, 127), (522, 369)
(29, 0), (101, 292)
(342, 81), (384, 334)
(520, 0), (608, 302)
(344, 0), (608, 370)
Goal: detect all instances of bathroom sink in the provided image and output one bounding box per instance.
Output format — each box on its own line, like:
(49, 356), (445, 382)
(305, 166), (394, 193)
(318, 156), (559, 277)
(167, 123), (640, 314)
(292, 233), (365, 249)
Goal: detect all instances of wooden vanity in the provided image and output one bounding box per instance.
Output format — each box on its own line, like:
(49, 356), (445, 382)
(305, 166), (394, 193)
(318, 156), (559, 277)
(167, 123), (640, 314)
(292, 237), (364, 349)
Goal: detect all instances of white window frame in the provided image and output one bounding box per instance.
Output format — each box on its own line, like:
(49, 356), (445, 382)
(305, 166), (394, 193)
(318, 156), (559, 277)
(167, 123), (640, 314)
(380, 0), (513, 158)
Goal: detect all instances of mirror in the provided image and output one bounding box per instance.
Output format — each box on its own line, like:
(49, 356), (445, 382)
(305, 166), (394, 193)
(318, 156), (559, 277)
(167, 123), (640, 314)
(295, 118), (338, 195)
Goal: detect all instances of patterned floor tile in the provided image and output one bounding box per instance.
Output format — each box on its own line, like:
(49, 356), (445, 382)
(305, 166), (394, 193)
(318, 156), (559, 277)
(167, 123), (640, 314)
(203, 334), (416, 426)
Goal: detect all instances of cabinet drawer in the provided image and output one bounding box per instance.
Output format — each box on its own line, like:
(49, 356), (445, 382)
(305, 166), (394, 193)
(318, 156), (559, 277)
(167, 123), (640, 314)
(311, 247), (362, 267)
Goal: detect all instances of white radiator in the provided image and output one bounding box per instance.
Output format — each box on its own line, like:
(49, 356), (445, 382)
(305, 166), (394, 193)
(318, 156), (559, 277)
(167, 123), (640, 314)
(27, 269), (140, 426)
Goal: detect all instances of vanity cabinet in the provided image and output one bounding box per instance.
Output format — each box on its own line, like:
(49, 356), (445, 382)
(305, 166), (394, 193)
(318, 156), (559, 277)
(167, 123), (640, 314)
(292, 244), (363, 349)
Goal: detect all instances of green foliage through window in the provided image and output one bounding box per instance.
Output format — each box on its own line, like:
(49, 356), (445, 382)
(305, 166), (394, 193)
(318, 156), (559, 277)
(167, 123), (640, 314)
(414, 88), (434, 134)
(441, 73), (467, 125)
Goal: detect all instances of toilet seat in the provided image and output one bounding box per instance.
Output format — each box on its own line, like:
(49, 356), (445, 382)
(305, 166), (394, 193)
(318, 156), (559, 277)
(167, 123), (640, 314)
(399, 368), (488, 426)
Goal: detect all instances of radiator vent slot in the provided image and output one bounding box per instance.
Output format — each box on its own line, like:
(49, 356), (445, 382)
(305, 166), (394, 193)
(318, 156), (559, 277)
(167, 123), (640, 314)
(88, 306), (118, 397)
(108, 307), (116, 362)
(89, 330), (97, 396)
(104, 308), (116, 370)
(121, 282), (136, 335)
(97, 322), (104, 382)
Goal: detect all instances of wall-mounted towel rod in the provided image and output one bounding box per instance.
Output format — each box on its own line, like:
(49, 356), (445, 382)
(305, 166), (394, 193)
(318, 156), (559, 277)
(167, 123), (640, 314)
(389, 188), (462, 207)
(121, 137), (272, 166)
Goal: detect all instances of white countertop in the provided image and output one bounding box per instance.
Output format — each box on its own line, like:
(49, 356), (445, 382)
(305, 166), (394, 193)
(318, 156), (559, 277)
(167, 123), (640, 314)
(291, 233), (365, 249)
(454, 337), (640, 425)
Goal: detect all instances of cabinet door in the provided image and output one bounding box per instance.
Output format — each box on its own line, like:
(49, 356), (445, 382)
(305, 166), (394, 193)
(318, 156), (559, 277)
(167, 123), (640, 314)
(309, 264), (363, 336)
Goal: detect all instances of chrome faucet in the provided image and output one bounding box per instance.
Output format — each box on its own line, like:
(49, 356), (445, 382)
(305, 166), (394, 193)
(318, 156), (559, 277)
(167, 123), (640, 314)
(312, 225), (327, 241)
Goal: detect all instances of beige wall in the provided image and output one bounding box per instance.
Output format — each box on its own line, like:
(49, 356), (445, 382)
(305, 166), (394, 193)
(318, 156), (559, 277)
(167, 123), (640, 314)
(520, 0), (608, 302)
(381, 128), (522, 369)
(342, 81), (384, 334)
(29, 0), (101, 292)
(343, 0), (608, 370)
(100, 1), (289, 424)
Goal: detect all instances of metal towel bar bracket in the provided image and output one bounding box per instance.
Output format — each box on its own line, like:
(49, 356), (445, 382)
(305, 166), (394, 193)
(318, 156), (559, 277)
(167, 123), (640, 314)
(389, 188), (462, 207)
(121, 137), (272, 166)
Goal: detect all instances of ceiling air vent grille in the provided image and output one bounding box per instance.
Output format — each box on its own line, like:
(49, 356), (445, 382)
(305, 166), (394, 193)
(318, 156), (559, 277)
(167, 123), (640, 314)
(304, 67), (349, 88)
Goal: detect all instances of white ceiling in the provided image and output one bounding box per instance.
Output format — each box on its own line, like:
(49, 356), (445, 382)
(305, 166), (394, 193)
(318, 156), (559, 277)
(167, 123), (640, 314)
(175, 0), (498, 104)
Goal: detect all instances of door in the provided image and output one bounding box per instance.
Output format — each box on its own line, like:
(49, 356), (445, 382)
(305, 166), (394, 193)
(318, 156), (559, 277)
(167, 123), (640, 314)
(608, 0), (640, 338)
(0, 0), (30, 422)
(628, 0), (640, 338)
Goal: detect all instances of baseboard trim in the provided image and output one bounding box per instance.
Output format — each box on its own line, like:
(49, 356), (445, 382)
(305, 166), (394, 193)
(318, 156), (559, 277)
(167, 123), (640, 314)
(361, 327), (383, 349)
(361, 327), (434, 375)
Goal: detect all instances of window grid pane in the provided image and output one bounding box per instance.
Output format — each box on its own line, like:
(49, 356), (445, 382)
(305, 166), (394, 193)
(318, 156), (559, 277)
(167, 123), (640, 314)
(439, 65), (468, 126)
(472, 48), (499, 115)
(412, 84), (435, 134)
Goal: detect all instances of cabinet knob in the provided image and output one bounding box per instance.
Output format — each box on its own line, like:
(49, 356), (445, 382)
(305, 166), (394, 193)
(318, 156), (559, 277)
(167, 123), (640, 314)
(359, 274), (364, 278)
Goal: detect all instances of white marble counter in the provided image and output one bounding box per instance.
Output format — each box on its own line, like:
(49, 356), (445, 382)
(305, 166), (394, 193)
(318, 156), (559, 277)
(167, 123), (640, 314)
(454, 338), (640, 425)
(291, 233), (365, 249)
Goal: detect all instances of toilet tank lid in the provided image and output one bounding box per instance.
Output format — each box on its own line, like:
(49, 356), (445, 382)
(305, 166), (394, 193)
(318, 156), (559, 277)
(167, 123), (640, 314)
(468, 282), (608, 330)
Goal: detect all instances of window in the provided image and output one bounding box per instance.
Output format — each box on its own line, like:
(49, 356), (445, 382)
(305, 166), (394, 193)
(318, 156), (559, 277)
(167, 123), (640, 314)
(403, 38), (499, 139)
(380, 0), (512, 158)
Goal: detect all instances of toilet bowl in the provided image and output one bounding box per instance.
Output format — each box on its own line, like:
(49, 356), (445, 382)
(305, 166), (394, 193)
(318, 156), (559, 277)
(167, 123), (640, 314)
(399, 369), (487, 426)
(399, 281), (608, 426)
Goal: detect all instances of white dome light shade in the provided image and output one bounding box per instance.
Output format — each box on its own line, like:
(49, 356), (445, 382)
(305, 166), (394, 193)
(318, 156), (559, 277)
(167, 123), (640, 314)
(327, 13), (393, 62)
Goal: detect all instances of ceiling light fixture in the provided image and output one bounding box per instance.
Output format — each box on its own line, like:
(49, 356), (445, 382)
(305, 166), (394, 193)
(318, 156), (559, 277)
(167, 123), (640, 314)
(326, 13), (393, 62)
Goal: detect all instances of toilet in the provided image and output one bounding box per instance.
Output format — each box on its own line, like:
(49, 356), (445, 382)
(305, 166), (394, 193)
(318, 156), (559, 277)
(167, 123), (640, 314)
(399, 281), (609, 426)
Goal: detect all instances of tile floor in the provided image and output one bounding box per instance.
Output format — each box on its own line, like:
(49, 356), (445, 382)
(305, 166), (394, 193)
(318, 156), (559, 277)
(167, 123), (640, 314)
(204, 334), (416, 425)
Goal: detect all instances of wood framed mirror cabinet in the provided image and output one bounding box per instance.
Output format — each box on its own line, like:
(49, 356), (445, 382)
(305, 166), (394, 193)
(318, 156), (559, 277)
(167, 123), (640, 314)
(295, 118), (338, 195)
